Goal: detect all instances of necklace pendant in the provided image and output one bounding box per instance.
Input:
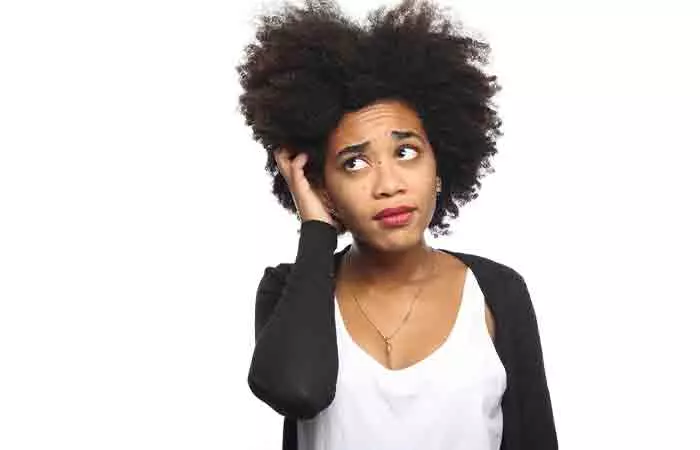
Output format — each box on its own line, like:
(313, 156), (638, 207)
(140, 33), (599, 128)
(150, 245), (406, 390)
(385, 341), (392, 354)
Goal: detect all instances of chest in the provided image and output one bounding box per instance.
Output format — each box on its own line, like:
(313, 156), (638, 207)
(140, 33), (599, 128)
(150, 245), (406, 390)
(335, 264), (496, 372)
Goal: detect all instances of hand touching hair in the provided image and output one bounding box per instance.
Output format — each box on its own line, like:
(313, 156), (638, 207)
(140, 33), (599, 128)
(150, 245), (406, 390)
(237, 0), (502, 237)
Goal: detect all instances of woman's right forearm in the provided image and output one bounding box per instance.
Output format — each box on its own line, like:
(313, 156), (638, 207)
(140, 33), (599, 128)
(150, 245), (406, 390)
(248, 220), (339, 419)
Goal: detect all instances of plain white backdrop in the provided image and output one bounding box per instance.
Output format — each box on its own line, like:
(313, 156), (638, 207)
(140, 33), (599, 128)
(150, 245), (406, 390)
(1, 0), (698, 448)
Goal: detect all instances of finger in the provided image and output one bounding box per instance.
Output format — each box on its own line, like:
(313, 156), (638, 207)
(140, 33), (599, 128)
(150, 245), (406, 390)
(290, 153), (308, 178)
(274, 148), (287, 165)
(274, 149), (291, 180)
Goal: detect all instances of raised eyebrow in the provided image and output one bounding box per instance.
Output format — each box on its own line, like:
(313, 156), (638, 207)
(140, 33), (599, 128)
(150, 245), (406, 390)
(391, 130), (426, 144)
(335, 130), (425, 160)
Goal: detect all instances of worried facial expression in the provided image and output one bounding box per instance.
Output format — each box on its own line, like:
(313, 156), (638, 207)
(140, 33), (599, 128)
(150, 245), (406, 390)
(321, 99), (440, 249)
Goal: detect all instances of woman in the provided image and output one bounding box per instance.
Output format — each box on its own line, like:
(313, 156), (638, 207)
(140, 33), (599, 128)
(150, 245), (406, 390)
(236, 0), (558, 449)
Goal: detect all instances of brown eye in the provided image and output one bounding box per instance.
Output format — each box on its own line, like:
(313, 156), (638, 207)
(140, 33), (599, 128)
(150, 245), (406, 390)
(342, 156), (369, 172)
(397, 145), (419, 160)
(342, 145), (418, 172)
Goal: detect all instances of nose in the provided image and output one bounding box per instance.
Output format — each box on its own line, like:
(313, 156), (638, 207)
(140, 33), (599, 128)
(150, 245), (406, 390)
(372, 159), (406, 198)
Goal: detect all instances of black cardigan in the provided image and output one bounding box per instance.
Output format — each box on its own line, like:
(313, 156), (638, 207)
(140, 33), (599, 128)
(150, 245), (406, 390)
(248, 220), (558, 450)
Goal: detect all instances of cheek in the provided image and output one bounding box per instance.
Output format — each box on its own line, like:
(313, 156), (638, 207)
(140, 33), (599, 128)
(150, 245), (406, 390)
(335, 183), (369, 212)
(419, 177), (440, 215)
(326, 182), (373, 223)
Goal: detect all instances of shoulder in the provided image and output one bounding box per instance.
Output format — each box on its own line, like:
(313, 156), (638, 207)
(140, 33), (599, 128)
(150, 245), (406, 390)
(438, 249), (533, 321)
(437, 248), (525, 285)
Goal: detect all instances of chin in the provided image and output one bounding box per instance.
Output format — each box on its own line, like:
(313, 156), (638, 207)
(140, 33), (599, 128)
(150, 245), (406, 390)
(364, 226), (426, 252)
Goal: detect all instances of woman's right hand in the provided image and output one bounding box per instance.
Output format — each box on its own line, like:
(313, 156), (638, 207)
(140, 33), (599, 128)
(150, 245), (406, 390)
(273, 148), (340, 230)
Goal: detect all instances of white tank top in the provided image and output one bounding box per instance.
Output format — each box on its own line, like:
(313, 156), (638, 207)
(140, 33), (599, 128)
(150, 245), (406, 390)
(297, 266), (507, 450)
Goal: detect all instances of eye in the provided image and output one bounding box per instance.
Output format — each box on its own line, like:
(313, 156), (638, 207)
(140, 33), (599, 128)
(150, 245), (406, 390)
(342, 156), (369, 172)
(397, 145), (419, 160)
(341, 145), (419, 172)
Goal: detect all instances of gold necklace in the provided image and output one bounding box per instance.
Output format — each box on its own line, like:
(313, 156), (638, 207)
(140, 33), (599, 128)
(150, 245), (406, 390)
(347, 248), (437, 367)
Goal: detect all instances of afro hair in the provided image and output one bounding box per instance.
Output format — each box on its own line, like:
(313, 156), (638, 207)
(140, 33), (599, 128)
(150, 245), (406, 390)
(236, 0), (502, 237)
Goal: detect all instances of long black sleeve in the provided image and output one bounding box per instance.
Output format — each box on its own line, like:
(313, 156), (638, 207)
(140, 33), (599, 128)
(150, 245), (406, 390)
(509, 271), (558, 449)
(248, 220), (339, 420)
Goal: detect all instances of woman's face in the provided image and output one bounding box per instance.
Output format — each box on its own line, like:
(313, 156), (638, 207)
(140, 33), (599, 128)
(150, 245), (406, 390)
(321, 99), (439, 251)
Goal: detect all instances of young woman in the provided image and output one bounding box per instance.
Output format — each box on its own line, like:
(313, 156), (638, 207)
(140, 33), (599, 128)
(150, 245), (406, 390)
(236, 1), (557, 449)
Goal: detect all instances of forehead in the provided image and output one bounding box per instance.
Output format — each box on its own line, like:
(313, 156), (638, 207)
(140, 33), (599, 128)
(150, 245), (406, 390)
(327, 99), (427, 147)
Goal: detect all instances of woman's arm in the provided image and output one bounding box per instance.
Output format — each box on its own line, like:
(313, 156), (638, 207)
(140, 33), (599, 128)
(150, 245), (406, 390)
(248, 220), (339, 420)
(510, 271), (558, 449)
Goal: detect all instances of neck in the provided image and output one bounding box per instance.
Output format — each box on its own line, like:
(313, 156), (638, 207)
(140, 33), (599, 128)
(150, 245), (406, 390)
(343, 239), (436, 289)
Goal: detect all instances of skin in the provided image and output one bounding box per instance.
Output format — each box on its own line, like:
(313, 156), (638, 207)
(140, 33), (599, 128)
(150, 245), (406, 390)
(320, 98), (440, 282)
(321, 99), (496, 370)
(275, 98), (495, 370)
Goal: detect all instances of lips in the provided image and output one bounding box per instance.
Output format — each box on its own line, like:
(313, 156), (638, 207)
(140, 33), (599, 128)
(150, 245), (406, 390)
(373, 205), (417, 220)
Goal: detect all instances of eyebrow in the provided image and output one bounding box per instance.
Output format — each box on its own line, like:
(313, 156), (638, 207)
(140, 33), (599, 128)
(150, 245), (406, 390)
(335, 130), (426, 160)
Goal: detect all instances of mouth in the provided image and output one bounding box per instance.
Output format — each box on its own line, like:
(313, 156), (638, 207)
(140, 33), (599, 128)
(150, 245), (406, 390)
(372, 206), (417, 220)
(373, 206), (417, 228)
(376, 210), (414, 227)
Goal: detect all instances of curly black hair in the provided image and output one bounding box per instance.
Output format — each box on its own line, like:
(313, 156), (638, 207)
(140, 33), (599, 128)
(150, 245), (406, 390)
(236, 0), (502, 237)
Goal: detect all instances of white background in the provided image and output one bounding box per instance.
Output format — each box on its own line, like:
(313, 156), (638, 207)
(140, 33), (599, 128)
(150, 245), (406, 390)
(1, 0), (699, 449)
